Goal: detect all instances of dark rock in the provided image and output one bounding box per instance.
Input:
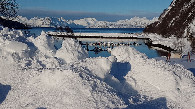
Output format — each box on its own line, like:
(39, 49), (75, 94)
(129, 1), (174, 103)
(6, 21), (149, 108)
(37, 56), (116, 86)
(190, 37), (195, 53)
(0, 17), (29, 29)
(144, 0), (195, 38)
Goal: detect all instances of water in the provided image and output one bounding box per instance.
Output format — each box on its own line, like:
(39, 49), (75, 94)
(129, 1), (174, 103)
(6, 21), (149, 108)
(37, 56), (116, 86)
(77, 38), (162, 58)
(23, 27), (144, 36)
(73, 28), (144, 33)
(25, 27), (167, 58)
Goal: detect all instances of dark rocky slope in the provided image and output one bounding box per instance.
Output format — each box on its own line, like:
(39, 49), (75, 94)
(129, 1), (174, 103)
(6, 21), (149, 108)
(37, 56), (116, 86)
(0, 17), (29, 29)
(144, 0), (195, 38)
(144, 0), (195, 52)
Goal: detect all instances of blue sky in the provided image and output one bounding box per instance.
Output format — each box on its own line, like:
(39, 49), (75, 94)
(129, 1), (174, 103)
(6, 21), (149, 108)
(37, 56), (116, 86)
(18, 0), (172, 21)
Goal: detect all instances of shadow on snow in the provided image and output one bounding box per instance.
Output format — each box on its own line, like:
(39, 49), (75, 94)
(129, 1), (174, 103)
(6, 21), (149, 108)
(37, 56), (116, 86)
(106, 62), (168, 109)
(188, 68), (195, 76)
(0, 83), (11, 104)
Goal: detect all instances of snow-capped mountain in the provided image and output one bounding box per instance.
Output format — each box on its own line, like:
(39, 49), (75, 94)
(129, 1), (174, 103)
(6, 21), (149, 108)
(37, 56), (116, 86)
(144, 0), (195, 38)
(14, 16), (67, 27)
(73, 18), (98, 27)
(13, 16), (157, 28)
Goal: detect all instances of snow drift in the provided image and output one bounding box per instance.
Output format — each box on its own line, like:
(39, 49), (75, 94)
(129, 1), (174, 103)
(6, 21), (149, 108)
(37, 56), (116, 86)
(0, 27), (126, 109)
(112, 46), (195, 109)
(0, 27), (195, 109)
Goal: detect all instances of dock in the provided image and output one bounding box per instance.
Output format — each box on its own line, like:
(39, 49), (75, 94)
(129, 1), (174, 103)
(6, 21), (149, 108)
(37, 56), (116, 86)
(47, 33), (176, 52)
(47, 34), (150, 40)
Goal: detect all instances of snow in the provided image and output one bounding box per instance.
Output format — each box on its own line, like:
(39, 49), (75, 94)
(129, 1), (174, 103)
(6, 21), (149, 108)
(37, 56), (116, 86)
(159, 0), (177, 21)
(0, 27), (126, 109)
(188, 19), (195, 37)
(0, 27), (195, 109)
(155, 55), (195, 74)
(12, 16), (157, 28)
(55, 38), (88, 63)
(5, 41), (28, 53)
(30, 31), (57, 57)
(112, 46), (195, 109)
(143, 33), (192, 54)
(73, 18), (98, 27)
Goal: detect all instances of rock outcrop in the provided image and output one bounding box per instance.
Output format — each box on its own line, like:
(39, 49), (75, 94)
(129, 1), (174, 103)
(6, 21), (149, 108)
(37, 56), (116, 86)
(144, 0), (195, 38)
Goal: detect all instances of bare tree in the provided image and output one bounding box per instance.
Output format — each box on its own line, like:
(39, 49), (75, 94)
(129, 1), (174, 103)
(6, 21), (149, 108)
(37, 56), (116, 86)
(0, 0), (18, 18)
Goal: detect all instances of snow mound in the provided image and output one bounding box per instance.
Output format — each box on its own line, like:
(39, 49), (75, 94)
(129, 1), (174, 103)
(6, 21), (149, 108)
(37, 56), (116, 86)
(112, 46), (195, 109)
(0, 68), (126, 109)
(4, 41), (28, 56)
(55, 38), (88, 63)
(30, 31), (56, 57)
(0, 27), (195, 109)
(0, 27), (126, 109)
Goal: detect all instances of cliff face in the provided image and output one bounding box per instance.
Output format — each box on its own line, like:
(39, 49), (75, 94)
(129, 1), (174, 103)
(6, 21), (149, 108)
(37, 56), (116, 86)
(144, 0), (195, 38)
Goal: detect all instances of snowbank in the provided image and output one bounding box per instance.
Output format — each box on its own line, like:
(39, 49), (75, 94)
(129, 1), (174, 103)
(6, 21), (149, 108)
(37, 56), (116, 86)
(0, 27), (126, 109)
(55, 38), (88, 63)
(30, 31), (56, 57)
(155, 55), (195, 74)
(0, 27), (195, 109)
(112, 46), (195, 109)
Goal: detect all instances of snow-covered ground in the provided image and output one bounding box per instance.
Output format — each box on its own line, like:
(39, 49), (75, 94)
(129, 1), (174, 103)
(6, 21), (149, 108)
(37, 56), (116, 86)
(0, 27), (195, 109)
(155, 56), (195, 75)
(142, 33), (193, 55)
(12, 16), (158, 28)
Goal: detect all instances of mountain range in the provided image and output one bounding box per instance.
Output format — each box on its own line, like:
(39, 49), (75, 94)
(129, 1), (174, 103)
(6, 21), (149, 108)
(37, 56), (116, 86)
(13, 16), (158, 28)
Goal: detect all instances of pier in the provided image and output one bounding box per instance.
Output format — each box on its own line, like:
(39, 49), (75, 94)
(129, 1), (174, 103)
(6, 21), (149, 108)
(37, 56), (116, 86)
(48, 33), (176, 52)
(47, 34), (150, 40)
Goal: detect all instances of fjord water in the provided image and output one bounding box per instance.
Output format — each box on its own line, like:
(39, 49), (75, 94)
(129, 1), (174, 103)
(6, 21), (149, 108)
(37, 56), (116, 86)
(27, 27), (144, 36)
(77, 38), (163, 58)
(27, 27), (165, 58)
(73, 28), (144, 33)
